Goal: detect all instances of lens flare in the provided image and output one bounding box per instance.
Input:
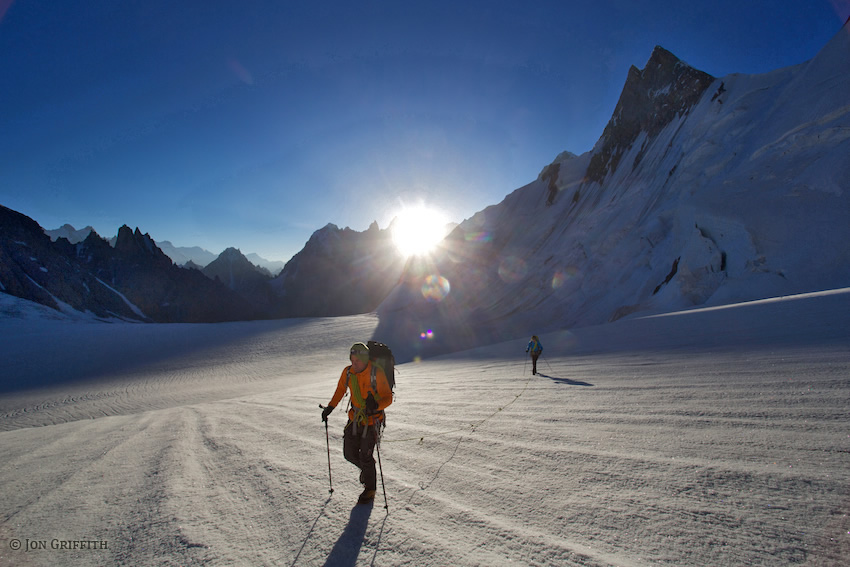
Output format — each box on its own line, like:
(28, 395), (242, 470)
(419, 329), (435, 340)
(552, 266), (579, 289)
(421, 274), (450, 302)
(464, 231), (492, 243)
(498, 256), (528, 284)
(552, 271), (565, 289)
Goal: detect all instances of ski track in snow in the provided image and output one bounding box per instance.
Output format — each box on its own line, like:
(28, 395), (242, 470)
(1, 295), (849, 566)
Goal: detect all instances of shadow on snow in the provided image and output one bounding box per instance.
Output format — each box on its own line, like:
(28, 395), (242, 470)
(323, 502), (374, 567)
(536, 373), (594, 386)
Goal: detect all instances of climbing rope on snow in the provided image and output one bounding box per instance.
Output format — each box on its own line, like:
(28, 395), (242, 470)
(382, 361), (537, 444)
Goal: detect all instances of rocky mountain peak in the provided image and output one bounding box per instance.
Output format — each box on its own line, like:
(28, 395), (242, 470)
(271, 221), (403, 317)
(203, 247), (268, 276)
(219, 247), (245, 260)
(112, 225), (172, 269)
(586, 46), (715, 183)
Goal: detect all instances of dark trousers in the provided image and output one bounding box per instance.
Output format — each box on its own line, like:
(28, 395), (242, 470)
(343, 421), (378, 490)
(531, 354), (539, 374)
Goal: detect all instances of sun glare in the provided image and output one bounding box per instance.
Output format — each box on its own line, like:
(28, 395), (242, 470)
(391, 205), (449, 257)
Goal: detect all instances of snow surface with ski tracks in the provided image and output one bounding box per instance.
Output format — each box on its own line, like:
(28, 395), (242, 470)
(1, 289), (848, 566)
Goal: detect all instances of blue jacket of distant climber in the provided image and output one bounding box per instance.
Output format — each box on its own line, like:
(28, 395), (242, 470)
(526, 336), (542, 356)
(526, 335), (543, 375)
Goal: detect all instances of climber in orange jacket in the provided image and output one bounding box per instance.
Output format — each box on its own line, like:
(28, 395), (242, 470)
(321, 342), (393, 504)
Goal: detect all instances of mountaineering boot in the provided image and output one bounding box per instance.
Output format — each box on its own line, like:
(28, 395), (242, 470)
(357, 488), (376, 504)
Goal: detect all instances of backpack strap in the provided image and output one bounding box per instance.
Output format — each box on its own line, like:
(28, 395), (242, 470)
(348, 368), (368, 426)
(369, 364), (387, 430)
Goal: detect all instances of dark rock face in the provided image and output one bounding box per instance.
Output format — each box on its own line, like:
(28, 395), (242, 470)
(202, 248), (276, 311)
(0, 206), (260, 322)
(0, 205), (139, 319)
(272, 222), (404, 317)
(78, 226), (262, 322)
(540, 162), (561, 205)
(586, 46), (715, 184)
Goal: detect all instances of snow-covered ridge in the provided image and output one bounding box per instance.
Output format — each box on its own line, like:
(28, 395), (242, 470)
(375, 24), (850, 362)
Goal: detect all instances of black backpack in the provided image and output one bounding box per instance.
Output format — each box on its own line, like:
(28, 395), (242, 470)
(367, 340), (395, 392)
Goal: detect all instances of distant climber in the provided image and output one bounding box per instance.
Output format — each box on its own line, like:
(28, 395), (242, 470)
(526, 335), (543, 375)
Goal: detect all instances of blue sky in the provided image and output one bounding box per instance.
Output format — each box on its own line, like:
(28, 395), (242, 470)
(1, 0), (847, 262)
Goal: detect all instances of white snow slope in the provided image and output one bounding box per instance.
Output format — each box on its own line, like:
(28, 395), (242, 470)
(1, 288), (848, 566)
(374, 23), (850, 362)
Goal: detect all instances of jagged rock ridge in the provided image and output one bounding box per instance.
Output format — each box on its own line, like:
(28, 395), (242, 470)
(586, 46), (715, 184)
(0, 207), (262, 322)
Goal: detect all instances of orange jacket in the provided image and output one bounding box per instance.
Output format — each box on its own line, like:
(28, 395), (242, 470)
(328, 362), (393, 425)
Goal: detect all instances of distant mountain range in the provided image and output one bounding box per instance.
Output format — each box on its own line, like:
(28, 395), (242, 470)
(3, 208), (403, 322)
(1, 213), (261, 322)
(44, 225), (285, 275)
(3, 21), (848, 360)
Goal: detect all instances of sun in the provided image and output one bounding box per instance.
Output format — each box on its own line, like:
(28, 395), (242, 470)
(391, 204), (450, 257)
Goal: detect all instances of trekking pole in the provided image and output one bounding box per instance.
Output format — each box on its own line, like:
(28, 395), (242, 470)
(523, 352), (529, 375)
(541, 353), (554, 371)
(319, 404), (334, 494)
(375, 428), (388, 512)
